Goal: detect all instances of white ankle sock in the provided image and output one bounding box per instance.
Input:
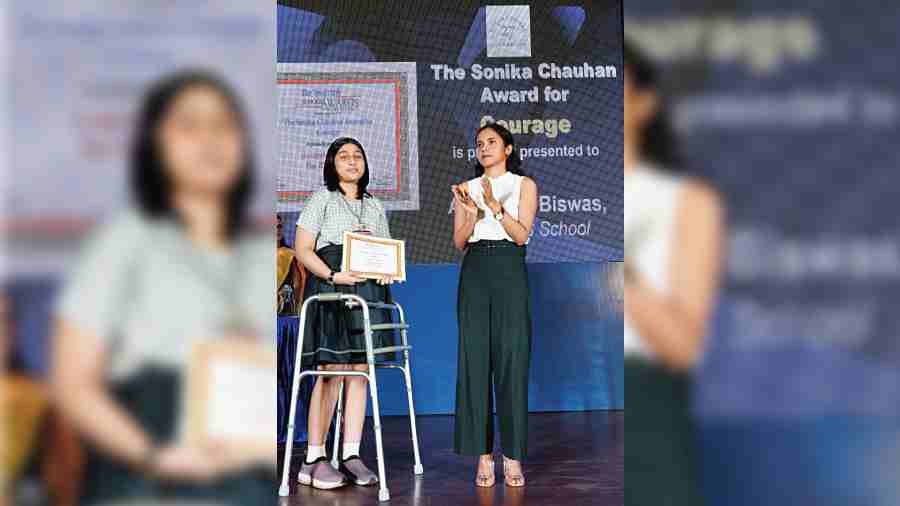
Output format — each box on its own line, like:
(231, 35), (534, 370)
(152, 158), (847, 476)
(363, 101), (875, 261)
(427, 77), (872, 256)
(305, 445), (326, 464)
(343, 442), (361, 459)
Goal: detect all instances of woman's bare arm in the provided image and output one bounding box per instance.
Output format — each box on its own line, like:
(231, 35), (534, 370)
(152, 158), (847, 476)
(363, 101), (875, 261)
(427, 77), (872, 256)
(294, 227), (337, 280)
(496, 177), (537, 245)
(52, 320), (154, 469)
(624, 180), (724, 371)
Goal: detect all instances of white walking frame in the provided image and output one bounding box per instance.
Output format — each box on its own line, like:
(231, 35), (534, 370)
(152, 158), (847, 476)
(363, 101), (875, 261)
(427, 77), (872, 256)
(278, 292), (424, 502)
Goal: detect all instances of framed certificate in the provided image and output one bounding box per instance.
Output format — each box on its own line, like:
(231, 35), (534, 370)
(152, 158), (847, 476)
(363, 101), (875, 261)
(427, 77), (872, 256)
(341, 231), (407, 282)
(184, 340), (276, 456)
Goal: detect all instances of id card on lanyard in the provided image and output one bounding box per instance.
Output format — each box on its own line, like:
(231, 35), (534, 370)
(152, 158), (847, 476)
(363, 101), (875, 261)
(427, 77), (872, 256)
(341, 193), (372, 236)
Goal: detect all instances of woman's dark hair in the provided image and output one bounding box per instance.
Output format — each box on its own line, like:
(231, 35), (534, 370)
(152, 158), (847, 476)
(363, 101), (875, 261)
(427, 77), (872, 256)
(323, 137), (371, 199)
(131, 69), (254, 240)
(473, 122), (525, 177)
(624, 39), (681, 169)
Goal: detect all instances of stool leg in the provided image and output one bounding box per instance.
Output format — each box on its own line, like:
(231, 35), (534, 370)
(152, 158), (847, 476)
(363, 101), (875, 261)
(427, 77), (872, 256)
(403, 353), (424, 475)
(331, 380), (344, 469)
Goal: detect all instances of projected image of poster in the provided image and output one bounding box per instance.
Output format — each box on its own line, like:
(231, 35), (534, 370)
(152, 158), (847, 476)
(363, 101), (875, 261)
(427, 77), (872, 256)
(277, 62), (420, 211)
(7, 1), (276, 232)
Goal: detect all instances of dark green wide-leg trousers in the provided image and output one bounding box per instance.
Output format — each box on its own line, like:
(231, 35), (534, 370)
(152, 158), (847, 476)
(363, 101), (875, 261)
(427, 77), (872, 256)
(454, 240), (532, 460)
(626, 358), (705, 506)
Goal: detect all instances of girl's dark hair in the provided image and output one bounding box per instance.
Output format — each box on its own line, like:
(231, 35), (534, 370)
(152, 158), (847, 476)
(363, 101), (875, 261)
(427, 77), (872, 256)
(473, 122), (526, 177)
(131, 69), (254, 240)
(624, 39), (682, 169)
(323, 137), (371, 199)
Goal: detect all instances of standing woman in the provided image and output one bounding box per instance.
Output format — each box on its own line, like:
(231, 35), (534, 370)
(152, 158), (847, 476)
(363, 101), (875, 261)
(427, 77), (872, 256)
(451, 123), (538, 488)
(294, 137), (396, 490)
(624, 40), (724, 506)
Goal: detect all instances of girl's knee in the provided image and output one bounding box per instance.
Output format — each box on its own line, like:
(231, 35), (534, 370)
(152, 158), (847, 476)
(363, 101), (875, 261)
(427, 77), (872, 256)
(347, 376), (368, 385)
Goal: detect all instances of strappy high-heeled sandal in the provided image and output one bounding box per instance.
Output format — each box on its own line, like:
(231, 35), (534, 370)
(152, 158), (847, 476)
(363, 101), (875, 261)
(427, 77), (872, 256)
(503, 456), (525, 487)
(475, 455), (496, 487)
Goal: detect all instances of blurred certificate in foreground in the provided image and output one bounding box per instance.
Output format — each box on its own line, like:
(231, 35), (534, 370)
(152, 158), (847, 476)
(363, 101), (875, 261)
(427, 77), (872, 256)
(185, 341), (275, 455)
(342, 231), (406, 282)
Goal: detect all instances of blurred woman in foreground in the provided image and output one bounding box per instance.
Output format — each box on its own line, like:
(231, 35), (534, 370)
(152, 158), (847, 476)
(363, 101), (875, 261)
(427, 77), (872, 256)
(52, 70), (273, 505)
(624, 40), (725, 506)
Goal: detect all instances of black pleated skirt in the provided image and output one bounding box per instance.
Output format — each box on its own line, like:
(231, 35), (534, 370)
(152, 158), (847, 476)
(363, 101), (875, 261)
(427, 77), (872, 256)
(81, 367), (272, 505)
(300, 244), (396, 367)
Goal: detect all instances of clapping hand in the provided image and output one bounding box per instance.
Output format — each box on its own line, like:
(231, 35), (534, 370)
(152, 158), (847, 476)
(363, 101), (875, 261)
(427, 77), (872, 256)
(451, 183), (477, 215)
(480, 177), (500, 214)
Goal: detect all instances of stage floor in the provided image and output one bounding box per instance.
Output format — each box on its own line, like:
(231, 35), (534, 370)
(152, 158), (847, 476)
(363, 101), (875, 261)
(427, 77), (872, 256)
(277, 410), (622, 506)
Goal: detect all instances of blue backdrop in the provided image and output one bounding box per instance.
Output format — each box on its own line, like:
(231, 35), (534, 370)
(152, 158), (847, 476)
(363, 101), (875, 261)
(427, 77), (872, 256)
(277, 260), (624, 443)
(628, 2), (900, 504)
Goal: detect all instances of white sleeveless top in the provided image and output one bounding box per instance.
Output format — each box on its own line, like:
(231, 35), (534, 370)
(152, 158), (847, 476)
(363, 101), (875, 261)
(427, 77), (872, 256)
(465, 171), (527, 243)
(624, 164), (686, 359)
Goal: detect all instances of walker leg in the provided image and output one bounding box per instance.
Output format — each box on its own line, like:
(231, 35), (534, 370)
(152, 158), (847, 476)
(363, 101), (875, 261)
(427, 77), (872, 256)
(403, 354), (424, 475)
(278, 300), (312, 497)
(359, 298), (390, 502)
(331, 381), (344, 469)
(369, 369), (390, 501)
(395, 304), (423, 475)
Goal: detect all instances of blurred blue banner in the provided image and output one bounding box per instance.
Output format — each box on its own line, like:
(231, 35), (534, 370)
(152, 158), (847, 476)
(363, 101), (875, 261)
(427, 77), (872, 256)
(628, 1), (900, 418)
(628, 3), (900, 505)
